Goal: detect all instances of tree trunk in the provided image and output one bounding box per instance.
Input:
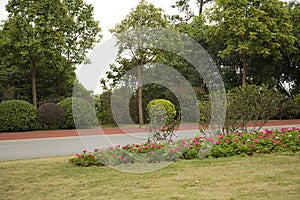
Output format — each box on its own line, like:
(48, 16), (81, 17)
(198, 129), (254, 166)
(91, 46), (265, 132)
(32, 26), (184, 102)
(242, 52), (247, 87)
(31, 60), (37, 107)
(199, 0), (204, 15)
(137, 65), (144, 126)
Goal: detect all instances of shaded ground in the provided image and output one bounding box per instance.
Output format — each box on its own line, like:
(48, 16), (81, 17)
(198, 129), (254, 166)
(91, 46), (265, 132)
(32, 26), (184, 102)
(0, 120), (299, 141)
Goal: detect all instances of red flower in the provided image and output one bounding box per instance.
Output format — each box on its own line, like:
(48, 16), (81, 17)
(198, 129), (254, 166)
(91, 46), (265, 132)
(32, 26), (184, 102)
(82, 150), (87, 154)
(215, 141), (220, 145)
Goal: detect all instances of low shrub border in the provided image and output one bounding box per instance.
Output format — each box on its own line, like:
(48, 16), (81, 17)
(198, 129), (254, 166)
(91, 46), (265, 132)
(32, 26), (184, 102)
(69, 127), (300, 167)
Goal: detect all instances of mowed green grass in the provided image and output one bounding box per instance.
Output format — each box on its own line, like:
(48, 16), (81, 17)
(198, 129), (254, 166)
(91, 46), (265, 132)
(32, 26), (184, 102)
(0, 153), (300, 200)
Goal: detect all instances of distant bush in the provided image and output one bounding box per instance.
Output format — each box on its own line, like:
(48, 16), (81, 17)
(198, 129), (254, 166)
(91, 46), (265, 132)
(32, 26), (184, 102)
(58, 97), (97, 129)
(37, 103), (66, 129)
(0, 100), (37, 132)
(275, 97), (300, 120)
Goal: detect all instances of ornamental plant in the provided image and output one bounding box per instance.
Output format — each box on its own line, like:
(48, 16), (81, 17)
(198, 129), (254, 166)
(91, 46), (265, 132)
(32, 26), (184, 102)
(0, 100), (37, 132)
(146, 99), (178, 143)
(37, 103), (66, 129)
(58, 97), (97, 129)
(69, 128), (300, 167)
(199, 85), (283, 133)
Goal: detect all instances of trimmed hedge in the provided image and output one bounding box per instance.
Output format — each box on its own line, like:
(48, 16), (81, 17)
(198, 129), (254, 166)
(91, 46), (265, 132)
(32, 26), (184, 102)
(0, 100), (37, 132)
(37, 103), (66, 129)
(146, 99), (177, 126)
(58, 97), (97, 129)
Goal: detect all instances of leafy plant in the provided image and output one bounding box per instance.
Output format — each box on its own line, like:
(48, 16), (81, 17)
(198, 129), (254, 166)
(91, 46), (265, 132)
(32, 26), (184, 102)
(58, 97), (97, 129)
(37, 103), (66, 129)
(0, 100), (37, 132)
(146, 99), (178, 143)
(199, 85), (283, 133)
(70, 128), (300, 167)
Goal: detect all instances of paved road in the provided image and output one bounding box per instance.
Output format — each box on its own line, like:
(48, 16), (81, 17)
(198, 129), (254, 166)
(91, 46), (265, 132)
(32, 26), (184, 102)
(0, 124), (299, 161)
(0, 130), (198, 161)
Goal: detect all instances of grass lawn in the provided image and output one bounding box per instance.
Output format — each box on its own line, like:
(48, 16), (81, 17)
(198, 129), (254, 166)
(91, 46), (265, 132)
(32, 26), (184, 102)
(1, 153), (300, 200)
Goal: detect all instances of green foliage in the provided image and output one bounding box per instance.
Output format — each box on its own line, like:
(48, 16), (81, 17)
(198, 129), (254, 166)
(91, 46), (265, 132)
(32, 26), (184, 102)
(37, 103), (66, 129)
(58, 97), (97, 129)
(147, 99), (177, 126)
(94, 91), (116, 126)
(207, 0), (296, 86)
(146, 99), (178, 143)
(70, 128), (300, 167)
(1, 0), (101, 106)
(199, 85), (283, 132)
(0, 100), (37, 132)
(276, 94), (300, 120)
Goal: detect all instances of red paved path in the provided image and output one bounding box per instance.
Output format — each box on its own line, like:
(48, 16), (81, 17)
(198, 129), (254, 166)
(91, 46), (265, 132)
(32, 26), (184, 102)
(0, 120), (299, 141)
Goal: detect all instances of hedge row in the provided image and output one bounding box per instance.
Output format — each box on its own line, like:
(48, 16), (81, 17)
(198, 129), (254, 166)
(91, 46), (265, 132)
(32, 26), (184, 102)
(0, 97), (96, 132)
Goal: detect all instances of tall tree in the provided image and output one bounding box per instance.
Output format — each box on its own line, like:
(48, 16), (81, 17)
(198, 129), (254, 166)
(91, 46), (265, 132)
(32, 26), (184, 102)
(1, 0), (101, 106)
(207, 0), (295, 87)
(108, 0), (170, 126)
(171, 0), (213, 23)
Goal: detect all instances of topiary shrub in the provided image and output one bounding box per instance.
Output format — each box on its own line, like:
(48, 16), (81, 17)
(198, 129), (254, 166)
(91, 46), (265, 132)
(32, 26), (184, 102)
(146, 99), (178, 143)
(0, 100), (37, 132)
(37, 103), (66, 129)
(58, 97), (97, 129)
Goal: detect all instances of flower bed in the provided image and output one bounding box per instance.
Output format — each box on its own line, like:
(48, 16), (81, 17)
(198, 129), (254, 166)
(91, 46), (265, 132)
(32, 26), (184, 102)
(69, 128), (300, 167)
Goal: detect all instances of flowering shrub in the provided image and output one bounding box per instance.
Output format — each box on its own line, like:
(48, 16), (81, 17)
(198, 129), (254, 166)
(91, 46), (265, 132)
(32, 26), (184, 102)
(69, 128), (300, 167)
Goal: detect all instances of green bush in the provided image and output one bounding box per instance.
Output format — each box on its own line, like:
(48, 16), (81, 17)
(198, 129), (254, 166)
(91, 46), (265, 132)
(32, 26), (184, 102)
(94, 91), (116, 126)
(199, 85), (283, 132)
(147, 99), (177, 125)
(276, 97), (300, 119)
(0, 100), (37, 132)
(146, 99), (178, 143)
(37, 103), (66, 129)
(58, 97), (97, 129)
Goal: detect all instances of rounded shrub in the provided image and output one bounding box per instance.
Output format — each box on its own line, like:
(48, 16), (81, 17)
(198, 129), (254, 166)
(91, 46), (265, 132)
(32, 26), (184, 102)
(58, 97), (97, 129)
(0, 100), (37, 132)
(37, 103), (66, 129)
(146, 99), (177, 126)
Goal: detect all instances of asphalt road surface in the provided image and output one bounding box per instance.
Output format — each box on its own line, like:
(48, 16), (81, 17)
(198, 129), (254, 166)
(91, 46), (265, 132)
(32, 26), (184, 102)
(0, 124), (299, 161)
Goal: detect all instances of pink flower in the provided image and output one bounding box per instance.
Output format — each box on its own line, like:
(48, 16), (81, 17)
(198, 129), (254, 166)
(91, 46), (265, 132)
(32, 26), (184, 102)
(282, 144), (287, 147)
(76, 153), (82, 158)
(258, 136), (263, 139)
(149, 150), (154, 154)
(254, 140), (259, 144)
(158, 144), (162, 149)
(93, 148), (99, 152)
(298, 135), (300, 139)
(115, 144), (120, 148)
(199, 149), (204, 153)
(272, 140), (276, 143)
(219, 135), (224, 139)
(215, 141), (220, 145)
(137, 147), (142, 151)
(224, 140), (230, 143)
(194, 141), (199, 146)
(122, 145), (128, 149)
